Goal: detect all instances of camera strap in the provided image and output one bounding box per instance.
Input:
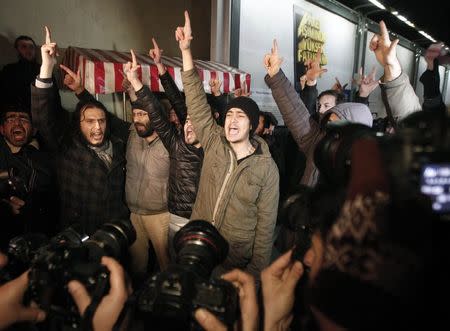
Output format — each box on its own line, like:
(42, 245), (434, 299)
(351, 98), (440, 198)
(81, 273), (109, 331)
(111, 292), (138, 331)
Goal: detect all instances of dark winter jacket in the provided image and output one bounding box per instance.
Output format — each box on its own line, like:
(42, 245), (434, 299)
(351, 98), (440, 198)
(31, 84), (129, 234)
(140, 72), (204, 218)
(0, 137), (58, 249)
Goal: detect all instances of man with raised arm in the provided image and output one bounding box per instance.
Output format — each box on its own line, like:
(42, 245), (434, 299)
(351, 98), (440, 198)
(264, 39), (373, 187)
(31, 27), (129, 235)
(60, 51), (171, 275)
(177, 11), (279, 279)
(137, 38), (204, 248)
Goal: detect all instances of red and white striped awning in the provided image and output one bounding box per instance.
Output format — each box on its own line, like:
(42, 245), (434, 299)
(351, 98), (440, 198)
(61, 46), (251, 95)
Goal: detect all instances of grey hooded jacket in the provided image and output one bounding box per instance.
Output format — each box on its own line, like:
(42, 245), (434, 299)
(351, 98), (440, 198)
(265, 70), (373, 187)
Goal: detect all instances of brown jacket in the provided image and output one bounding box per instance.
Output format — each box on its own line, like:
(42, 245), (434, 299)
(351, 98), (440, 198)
(182, 68), (279, 278)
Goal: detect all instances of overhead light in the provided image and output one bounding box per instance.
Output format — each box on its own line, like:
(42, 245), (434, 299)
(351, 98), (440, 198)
(397, 15), (408, 22)
(446, 47), (449, 50)
(405, 20), (415, 27)
(392, 11), (399, 15)
(368, 0), (386, 10)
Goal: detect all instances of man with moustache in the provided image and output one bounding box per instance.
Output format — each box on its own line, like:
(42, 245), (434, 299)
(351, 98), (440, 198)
(31, 27), (129, 235)
(0, 103), (56, 250)
(61, 53), (170, 274)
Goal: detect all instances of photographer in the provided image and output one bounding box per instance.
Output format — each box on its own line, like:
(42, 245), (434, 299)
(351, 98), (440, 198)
(194, 269), (259, 331)
(0, 253), (46, 330)
(0, 102), (57, 251)
(0, 253), (130, 331)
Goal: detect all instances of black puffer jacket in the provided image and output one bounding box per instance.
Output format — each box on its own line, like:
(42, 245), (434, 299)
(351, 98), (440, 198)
(136, 75), (203, 218)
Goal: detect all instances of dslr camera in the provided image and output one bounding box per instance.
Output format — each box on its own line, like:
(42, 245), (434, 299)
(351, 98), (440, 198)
(0, 169), (28, 200)
(138, 220), (239, 330)
(1, 219), (135, 328)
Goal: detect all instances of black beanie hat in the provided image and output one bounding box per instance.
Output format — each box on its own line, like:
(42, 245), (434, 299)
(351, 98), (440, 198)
(225, 96), (260, 135)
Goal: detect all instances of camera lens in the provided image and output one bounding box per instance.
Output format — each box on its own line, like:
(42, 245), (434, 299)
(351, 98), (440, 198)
(173, 220), (228, 279)
(314, 122), (374, 185)
(83, 219), (136, 261)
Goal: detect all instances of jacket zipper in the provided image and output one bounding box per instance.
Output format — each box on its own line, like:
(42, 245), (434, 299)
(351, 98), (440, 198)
(212, 149), (235, 225)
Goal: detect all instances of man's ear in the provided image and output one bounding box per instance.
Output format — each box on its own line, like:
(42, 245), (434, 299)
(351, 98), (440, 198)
(0, 124), (4, 136)
(32, 127), (38, 136)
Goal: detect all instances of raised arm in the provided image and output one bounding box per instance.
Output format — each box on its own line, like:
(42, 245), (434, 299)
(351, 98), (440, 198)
(31, 26), (67, 152)
(299, 49), (326, 115)
(150, 38), (188, 125)
(125, 49), (177, 150)
(371, 21), (421, 121)
(178, 10), (220, 149)
(264, 39), (320, 153)
(354, 66), (379, 105)
(419, 43), (446, 112)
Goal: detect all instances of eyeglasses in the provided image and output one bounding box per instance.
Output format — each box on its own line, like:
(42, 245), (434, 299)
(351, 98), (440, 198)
(4, 115), (31, 124)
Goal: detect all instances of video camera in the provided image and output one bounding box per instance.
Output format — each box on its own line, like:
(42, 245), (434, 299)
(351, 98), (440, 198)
(137, 220), (239, 331)
(0, 219), (136, 328)
(314, 109), (450, 218)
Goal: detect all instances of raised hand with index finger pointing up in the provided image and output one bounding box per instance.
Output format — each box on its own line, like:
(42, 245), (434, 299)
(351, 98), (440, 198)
(40, 26), (58, 79)
(264, 39), (284, 78)
(175, 10), (193, 51)
(124, 49), (143, 92)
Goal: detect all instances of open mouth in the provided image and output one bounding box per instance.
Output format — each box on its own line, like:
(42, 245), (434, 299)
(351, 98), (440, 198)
(12, 128), (25, 140)
(91, 133), (104, 140)
(228, 127), (239, 135)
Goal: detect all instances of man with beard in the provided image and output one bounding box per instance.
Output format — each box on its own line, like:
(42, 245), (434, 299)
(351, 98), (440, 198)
(0, 103), (57, 250)
(61, 55), (170, 275)
(31, 27), (130, 236)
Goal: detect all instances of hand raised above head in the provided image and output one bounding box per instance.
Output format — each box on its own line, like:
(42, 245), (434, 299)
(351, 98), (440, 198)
(60, 64), (83, 94)
(357, 66), (379, 98)
(209, 78), (222, 96)
(124, 50), (143, 91)
(175, 10), (193, 51)
(149, 37), (163, 64)
(369, 21), (401, 81)
(264, 39), (284, 78)
(40, 26), (58, 78)
(305, 48), (327, 84)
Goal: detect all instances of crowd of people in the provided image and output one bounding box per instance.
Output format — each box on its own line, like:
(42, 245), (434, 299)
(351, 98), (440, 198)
(0, 9), (444, 331)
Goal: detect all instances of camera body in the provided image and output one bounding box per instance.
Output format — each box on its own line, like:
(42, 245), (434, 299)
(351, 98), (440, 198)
(1, 220), (135, 328)
(314, 110), (450, 218)
(139, 265), (237, 327)
(0, 169), (28, 200)
(28, 241), (111, 325)
(137, 220), (239, 330)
